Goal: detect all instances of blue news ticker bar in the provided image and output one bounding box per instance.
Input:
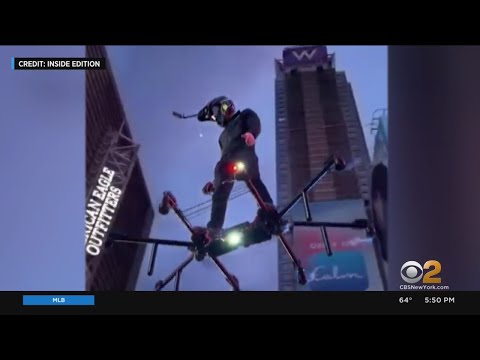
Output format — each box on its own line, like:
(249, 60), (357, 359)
(11, 58), (14, 70)
(23, 295), (95, 306)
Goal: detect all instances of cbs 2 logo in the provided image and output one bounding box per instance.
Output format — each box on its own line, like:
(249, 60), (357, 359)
(401, 260), (442, 284)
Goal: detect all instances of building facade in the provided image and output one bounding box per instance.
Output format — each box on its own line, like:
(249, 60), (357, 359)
(86, 45), (154, 291)
(275, 46), (371, 290)
(370, 109), (388, 262)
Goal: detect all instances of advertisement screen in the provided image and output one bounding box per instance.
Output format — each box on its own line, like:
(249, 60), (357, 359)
(293, 226), (371, 291)
(289, 199), (385, 291)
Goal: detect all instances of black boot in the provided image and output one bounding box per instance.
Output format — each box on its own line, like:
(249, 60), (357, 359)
(254, 203), (289, 236)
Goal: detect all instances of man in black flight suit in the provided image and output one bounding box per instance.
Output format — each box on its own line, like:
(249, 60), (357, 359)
(197, 96), (275, 244)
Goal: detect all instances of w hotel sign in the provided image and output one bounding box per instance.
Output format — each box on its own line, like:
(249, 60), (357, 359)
(282, 46), (328, 67)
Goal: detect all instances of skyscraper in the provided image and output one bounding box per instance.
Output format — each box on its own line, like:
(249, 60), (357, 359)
(86, 45), (154, 291)
(275, 46), (371, 290)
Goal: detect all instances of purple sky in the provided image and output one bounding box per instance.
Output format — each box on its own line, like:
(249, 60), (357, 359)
(0, 46), (85, 290)
(107, 46), (387, 291)
(0, 45), (385, 291)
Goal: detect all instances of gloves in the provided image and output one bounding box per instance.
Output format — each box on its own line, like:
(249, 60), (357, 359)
(202, 181), (215, 195)
(242, 132), (256, 146)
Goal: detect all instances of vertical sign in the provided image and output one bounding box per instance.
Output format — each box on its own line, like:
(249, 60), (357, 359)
(85, 166), (123, 256)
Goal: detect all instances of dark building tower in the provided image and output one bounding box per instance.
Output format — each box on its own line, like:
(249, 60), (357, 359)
(275, 46), (371, 290)
(85, 45), (154, 291)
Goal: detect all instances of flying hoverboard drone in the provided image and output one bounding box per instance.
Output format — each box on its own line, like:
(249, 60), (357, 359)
(107, 111), (375, 291)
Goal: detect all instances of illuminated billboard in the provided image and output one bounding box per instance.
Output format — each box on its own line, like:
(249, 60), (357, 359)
(85, 166), (123, 256)
(288, 199), (385, 291)
(293, 225), (371, 291)
(84, 122), (139, 258)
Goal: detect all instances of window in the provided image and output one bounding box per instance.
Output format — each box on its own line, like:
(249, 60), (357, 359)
(278, 191), (290, 200)
(280, 263), (294, 272)
(279, 183), (289, 191)
(361, 189), (370, 195)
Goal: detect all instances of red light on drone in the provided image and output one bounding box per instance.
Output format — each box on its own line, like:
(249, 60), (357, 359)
(234, 162), (245, 173)
(228, 162), (246, 175)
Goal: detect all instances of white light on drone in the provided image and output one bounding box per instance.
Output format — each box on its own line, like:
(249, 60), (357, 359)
(226, 231), (243, 246)
(234, 162), (245, 172)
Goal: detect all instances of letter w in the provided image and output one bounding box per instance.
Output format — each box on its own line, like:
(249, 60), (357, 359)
(292, 49), (317, 61)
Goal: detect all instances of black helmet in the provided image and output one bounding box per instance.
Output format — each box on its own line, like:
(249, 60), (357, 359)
(206, 96), (236, 127)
